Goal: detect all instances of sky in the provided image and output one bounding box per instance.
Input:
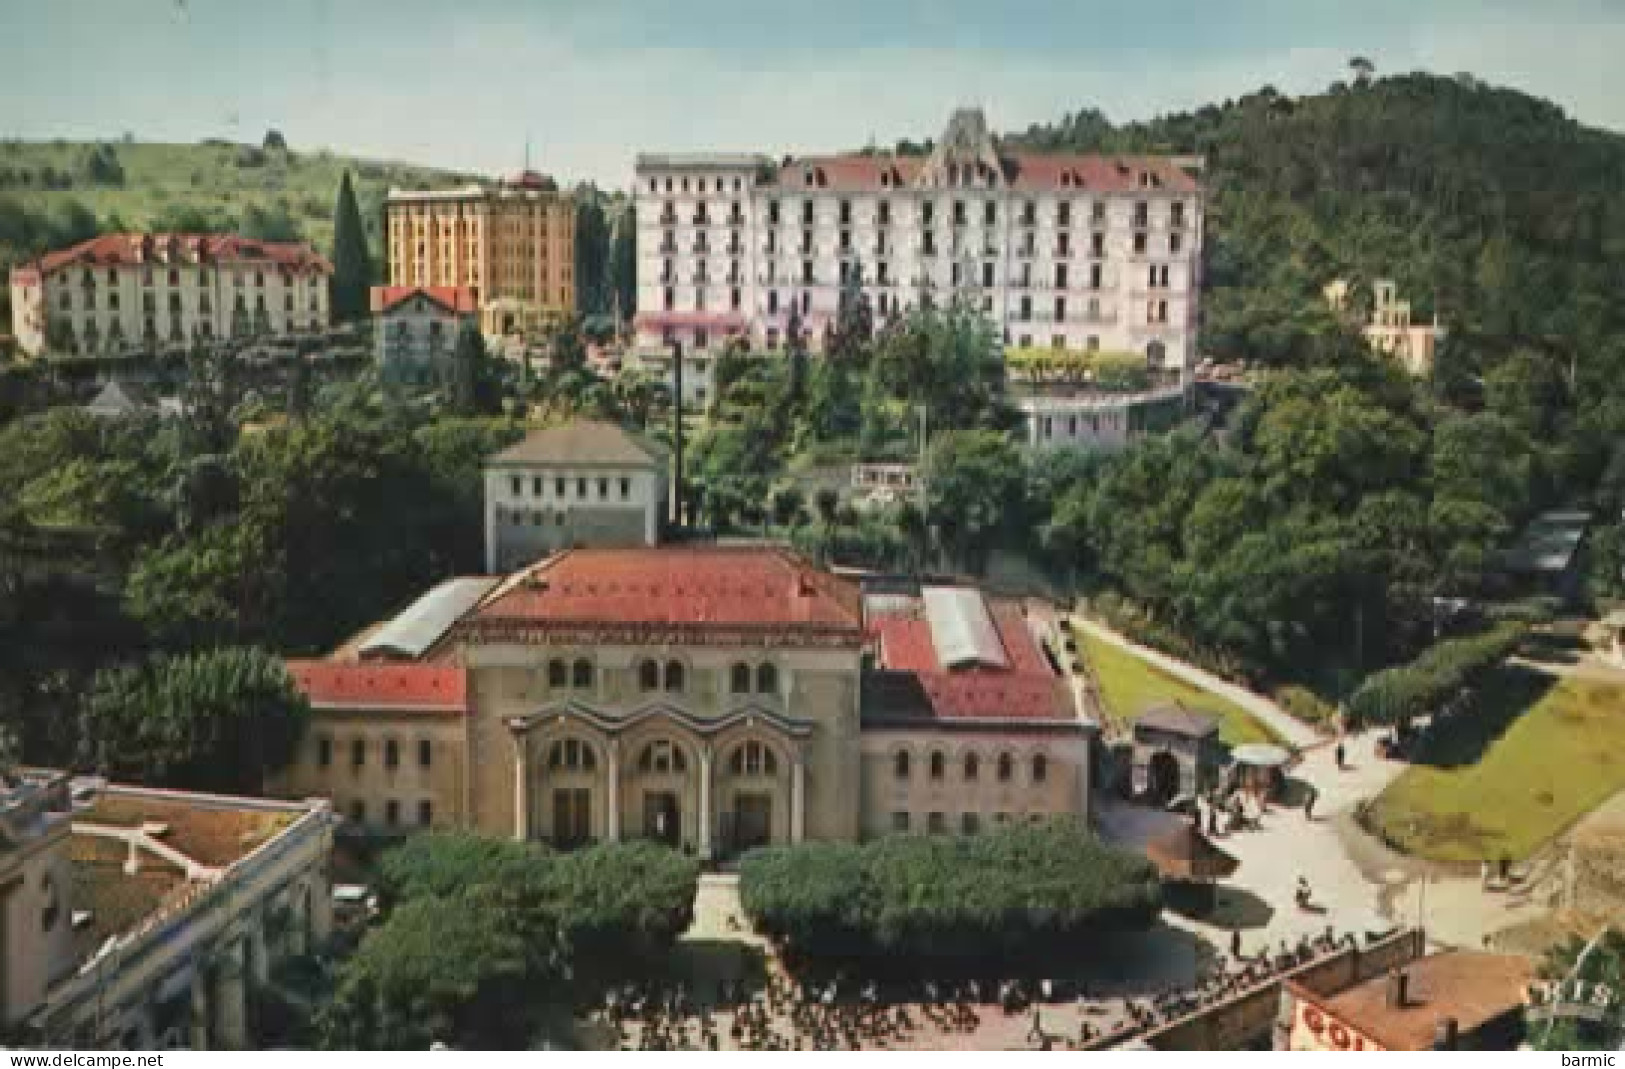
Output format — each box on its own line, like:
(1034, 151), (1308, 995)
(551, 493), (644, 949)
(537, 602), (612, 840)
(2, 0), (1621, 187)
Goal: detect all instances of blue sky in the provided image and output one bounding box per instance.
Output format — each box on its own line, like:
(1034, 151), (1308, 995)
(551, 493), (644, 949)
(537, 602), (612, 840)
(2, 0), (1620, 186)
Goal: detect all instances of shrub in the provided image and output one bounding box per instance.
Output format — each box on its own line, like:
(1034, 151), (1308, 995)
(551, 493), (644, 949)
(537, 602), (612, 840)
(739, 819), (1161, 977)
(1274, 685), (1339, 728)
(1345, 623), (1526, 726)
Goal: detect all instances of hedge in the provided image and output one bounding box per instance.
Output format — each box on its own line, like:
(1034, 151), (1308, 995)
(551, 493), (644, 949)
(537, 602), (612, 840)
(738, 819), (1161, 976)
(1345, 623), (1527, 726)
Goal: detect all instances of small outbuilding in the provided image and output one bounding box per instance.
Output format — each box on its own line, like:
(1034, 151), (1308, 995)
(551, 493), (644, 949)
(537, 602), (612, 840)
(1132, 701), (1224, 803)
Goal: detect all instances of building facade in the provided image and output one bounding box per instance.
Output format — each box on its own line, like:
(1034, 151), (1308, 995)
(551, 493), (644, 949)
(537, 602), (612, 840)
(1324, 278), (1446, 376)
(483, 421), (666, 572)
(385, 171), (575, 340)
(276, 547), (1092, 858)
(370, 285), (478, 382)
(1, 771), (334, 1049)
(8, 234), (332, 358)
(633, 108), (1203, 377)
(1015, 383), (1187, 452)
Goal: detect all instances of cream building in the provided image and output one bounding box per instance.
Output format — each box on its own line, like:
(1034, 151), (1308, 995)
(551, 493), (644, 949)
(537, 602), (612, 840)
(8, 233), (332, 358)
(276, 547), (1092, 858)
(483, 421), (667, 572)
(634, 108), (1204, 386)
(385, 171), (575, 340)
(0, 770), (334, 1049)
(1324, 278), (1446, 376)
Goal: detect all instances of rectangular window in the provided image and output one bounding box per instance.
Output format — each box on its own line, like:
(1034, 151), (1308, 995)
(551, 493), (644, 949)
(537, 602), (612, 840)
(1091, 233), (1105, 258)
(385, 800), (400, 826)
(418, 800), (434, 826)
(317, 737), (332, 767)
(533, 476), (543, 495)
(620, 477), (631, 500)
(577, 477), (588, 498)
(511, 475), (522, 496)
(351, 740), (365, 769)
(891, 812), (910, 833)
(419, 739), (432, 768)
(555, 476), (566, 497)
(1170, 232), (1183, 255)
(927, 812), (947, 834)
(598, 477), (609, 500)
(350, 800), (366, 823)
(1134, 232), (1148, 255)
(961, 813), (980, 835)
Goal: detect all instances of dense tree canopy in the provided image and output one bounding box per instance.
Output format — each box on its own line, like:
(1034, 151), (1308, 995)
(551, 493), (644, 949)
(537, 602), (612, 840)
(739, 820), (1161, 977)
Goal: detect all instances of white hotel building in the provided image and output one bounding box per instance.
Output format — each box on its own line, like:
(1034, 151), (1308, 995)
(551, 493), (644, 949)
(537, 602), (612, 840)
(632, 109), (1203, 404)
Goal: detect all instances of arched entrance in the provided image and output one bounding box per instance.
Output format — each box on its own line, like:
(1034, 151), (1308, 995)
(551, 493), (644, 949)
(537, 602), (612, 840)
(633, 738), (690, 847)
(1146, 750), (1182, 804)
(717, 739), (785, 857)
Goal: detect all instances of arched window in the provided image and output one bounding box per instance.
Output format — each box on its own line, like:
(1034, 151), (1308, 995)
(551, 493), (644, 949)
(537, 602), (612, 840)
(664, 660), (685, 692)
(638, 740), (687, 774)
(548, 659), (568, 688)
(997, 753), (1014, 783)
(638, 659), (660, 692)
(929, 751), (945, 781)
(548, 738), (596, 771)
(964, 753), (980, 781)
(729, 741), (777, 776)
(571, 658), (593, 689)
(730, 663), (752, 694)
(1032, 754), (1048, 784)
(893, 750), (910, 781)
(756, 663), (778, 694)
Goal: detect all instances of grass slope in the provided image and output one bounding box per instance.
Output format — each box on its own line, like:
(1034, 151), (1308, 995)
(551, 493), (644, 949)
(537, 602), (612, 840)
(0, 139), (476, 253)
(1365, 668), (1625, 862)
(1079, 629), (1281, 746)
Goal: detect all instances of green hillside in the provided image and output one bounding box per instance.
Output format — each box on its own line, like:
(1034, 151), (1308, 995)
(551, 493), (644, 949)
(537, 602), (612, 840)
(0, 138), (477, 325)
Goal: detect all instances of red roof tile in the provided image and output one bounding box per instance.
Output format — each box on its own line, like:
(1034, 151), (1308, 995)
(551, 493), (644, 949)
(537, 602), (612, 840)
(286, 660), (468, 713)
(871, 600), (1071, 722)
(370, 285), (479, 315)
(470, 547), (864, 636)
(768, 152), (1199, 195)
(29, 233), (332, 276)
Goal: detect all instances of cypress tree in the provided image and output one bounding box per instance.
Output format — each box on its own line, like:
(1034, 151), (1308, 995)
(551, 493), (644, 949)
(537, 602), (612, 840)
(330, 170), (372, 322)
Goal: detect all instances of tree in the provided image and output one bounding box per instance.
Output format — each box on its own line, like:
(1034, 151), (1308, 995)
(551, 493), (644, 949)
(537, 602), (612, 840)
(921, 430), (1028, 573)
(263, 129), (288, 152)
(78, 646), (309, 793)
(449, 322), (498, 416)
(768, 484), (804, 529)
(322, 888), (570, 1050)
(573, 197), (610, 316)
(1348, 55), (1375, 87)
(606, 205), (636, 324)
(330, 171), (372, 322)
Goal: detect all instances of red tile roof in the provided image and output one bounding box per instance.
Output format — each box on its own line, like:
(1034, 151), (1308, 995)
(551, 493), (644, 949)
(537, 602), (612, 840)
(468, 547), (864, 640)
(29, 233), (332, 276)
(869, 599), (1072, 722)
(370, 285), (479, 315)
(286, 660), (468, 713)
(768, 153), (1199, 194)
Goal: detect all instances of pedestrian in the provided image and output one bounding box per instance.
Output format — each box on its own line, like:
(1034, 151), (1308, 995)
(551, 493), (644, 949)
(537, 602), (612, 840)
(1480, 859), (1491, 889)
(1230, 927), (1242, 958)
(1304, 788), (1317, 821)
(1334, 742), (1346, 770)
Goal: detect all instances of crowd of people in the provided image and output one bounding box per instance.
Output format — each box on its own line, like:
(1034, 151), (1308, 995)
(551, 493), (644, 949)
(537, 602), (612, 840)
(596, 927), (1363, 1051)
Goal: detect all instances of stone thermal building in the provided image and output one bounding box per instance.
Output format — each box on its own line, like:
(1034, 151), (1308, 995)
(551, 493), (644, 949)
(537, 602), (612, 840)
(275, 546), (1092, 857)
(483, 421), (667, 572)
(0, 770), (334, 1049)
(8, 233), (332, 358)
(633, 107), (1204, 399)
(385, 171), (575, 340)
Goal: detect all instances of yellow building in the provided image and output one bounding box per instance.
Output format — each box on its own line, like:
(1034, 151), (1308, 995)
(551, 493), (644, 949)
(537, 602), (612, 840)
(273, 546), (1094, 857)
(385, 171), (576, 340)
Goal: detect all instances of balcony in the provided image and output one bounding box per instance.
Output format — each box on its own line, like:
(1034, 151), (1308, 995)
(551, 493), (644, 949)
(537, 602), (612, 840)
(728, 211), (745, 226)
(658, 241), (677, 254)
(692, 214), (711, 226)
(658, 209), (677, 225)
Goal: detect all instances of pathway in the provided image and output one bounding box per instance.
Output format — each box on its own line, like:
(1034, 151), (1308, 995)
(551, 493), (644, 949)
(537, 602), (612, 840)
(1068, 616), (1320, 749)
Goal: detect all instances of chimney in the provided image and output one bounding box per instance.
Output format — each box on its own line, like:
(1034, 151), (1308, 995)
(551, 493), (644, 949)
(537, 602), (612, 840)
(1433, 1016), (1459, 1050)
(1386, 970), (1410, 1009)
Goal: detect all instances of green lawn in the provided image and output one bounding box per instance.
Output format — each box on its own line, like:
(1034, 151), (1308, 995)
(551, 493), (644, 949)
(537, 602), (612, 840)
(1365, 668), (1625, 862)
(1077, 628), (1283, 746)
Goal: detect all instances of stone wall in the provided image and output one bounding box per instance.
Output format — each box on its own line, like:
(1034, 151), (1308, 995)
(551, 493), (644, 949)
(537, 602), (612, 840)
(1101, 929), (1426, 1051)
